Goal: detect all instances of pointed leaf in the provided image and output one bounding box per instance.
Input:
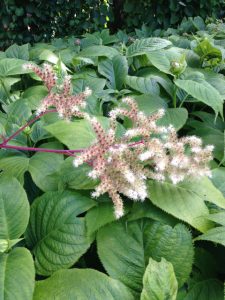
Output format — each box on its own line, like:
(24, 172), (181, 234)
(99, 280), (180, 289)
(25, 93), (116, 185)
(148, 179), (214, 232)
(175, 79), (223, 117)
(141, 258), (178, 300)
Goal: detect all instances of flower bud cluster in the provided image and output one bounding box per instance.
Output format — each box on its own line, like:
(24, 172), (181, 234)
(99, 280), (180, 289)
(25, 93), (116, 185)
(73, 97), (213, 218)
(24, 63), (92, 119)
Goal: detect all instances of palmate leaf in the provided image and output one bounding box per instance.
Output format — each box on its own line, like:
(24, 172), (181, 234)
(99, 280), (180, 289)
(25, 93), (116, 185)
(0, 176), (29, 239)
(148, 177), (225, 232)
(126, 38), (172, 57)
(175, 79), (224, 117)
(0, 247), (35, 300)
(97, 219), (193, 296)
(141, 258), (178, 300)
(33, 269), (134, 300)
(25, 190), (96, 275)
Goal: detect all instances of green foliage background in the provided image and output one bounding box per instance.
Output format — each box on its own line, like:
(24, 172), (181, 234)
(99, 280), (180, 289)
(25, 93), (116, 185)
(1, 0), (225, 49)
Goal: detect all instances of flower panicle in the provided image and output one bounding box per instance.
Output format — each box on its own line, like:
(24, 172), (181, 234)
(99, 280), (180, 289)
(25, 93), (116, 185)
(73, 97), (214, 219)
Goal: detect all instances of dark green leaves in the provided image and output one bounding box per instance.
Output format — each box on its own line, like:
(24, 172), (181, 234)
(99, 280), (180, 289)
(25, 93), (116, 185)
(25, 190), (95, 275)
(97, 219), (193, 295)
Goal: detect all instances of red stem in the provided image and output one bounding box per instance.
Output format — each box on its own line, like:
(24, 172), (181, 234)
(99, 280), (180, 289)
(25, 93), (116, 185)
(2, 109), (57, 145)
(0, 109), (144, 157)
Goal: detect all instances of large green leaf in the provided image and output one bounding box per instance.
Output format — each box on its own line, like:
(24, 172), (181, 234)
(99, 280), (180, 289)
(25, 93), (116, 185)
(136, 67), (174, 96)
(125, 75), (160, 94)
(33, 268), (134, 300)
(141, 258), (178, 300)
(25, 190), (95, 275)
(0, 58), (31, 77)
(146, 50), (171, 74)
(97, 219), (193, 295)
(148, 179), (215, 232)
(78, 45), (119, 58)
(98, 55), (128, 90)
(0, 155), (29, 184)
(133, 94), (167, 115)
(5, 44), (29, 60)
(157, 108), (188, 130)
(126, 38), (171, 57)
(211, 168), (225, 196)
(59, 157), (98, 190)
(195, 226), (225, 247)
(86, 202), (116, 236)
(45, 117), (124, 150)
(28, 143), (64, 192)
(184, 279), (223, 300)
(0, 247), (35, 300)
(175, 79), (224, 117)
(0, 176), (29, 239)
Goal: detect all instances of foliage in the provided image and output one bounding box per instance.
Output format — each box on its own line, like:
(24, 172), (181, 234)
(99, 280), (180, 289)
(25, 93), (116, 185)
(1, 0), (225, 49)
(1, 22), (225, 299)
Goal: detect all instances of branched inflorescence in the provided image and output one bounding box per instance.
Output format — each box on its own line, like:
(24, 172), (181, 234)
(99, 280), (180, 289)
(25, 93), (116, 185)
(24, 63), (92, 119)
(73, 97), (213, 218)
(26, 64), (213, 219)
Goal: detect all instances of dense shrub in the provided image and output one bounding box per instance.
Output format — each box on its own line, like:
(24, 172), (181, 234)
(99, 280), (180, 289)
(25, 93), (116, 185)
(1, 0), (225, 49)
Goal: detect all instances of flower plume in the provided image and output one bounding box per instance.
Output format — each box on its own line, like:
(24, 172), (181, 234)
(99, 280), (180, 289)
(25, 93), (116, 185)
(24, 63), (92, 119)
(73, 97), (213, 218)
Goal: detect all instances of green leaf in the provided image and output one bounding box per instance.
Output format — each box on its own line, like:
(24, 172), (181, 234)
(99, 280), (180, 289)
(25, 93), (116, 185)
(59, 157), (98, 190)
(0, 58), (31, 77)
(97, 219), (193, 295)
(207, 212), (225, 226)
(45, 117), (124, 150)
(195, 226), (225, 247)
(78, 45), (119, 58)
(184, 279), (223, 300)
(0, 247), (35, 300)
(127, 38), (172, 57)
(141, 258), (178, 300)
(22, 85), (48, 110)
(147, 50), (171, 74)
(33, 268), (134, 300)
(28, 142), (64, 192)
(211, 168), (225, 196)
(98, 55), (128, 90)
(136, 67), (174, 96)
(0, 176), (29, 239)
(25, 190), (95, 275)
(86, 202), (116, 236)
(148, 179), (214, 232)
(0, 155), (29, 184)
(175, 79), (224, 117)
(157, 108), (188, 130)
(125, 75), (160, 94)
(5, 44), (29, 60)
(133, 94), (167, 115)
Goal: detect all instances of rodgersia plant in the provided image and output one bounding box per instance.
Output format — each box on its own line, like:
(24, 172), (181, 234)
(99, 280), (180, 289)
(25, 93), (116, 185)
(5, 64), (214, 218)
